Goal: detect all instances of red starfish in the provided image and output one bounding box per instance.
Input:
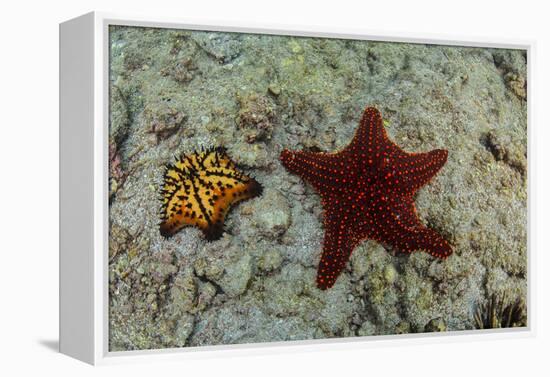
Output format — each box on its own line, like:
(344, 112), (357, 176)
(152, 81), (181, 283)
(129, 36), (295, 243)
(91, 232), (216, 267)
(280, 106), (452, 290)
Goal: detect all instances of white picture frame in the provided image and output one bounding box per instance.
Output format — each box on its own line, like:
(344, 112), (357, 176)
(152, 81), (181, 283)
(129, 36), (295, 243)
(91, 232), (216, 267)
(59, 11), (534, 365)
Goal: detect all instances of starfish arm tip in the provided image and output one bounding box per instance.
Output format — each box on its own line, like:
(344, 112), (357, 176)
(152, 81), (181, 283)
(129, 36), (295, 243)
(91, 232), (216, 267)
(429, 239), (453, 259)
(434, 148), (449, 162)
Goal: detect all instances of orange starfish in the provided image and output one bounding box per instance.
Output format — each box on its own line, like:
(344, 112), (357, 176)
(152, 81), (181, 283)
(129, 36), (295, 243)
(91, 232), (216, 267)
(160, 148), (262, 240)
(280, 106), (452, 290)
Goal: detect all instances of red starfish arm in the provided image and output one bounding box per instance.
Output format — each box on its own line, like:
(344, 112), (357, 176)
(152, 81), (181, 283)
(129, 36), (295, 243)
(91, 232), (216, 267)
(280, 149), (348, 193)
(316, 202), (360, 290)
(347, 106), (407, 158)
(375, 198), (452, 258)
(347, 107), (448, 191)
(392, 149), (448, 194)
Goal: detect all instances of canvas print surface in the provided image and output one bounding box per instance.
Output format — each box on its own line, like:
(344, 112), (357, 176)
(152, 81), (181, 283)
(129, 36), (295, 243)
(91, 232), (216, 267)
(108, 25), (528, 351)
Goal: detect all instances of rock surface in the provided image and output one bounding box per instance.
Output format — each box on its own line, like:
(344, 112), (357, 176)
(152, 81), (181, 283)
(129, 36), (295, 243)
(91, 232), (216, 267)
(108, 26), (527, 351)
